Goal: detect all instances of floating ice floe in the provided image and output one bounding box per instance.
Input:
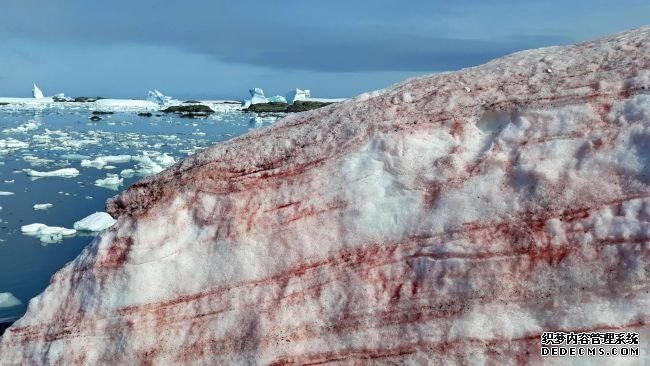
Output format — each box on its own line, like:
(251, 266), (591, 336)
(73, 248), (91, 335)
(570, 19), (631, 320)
(25, 168), (79, 178)
(0, 138), (29, 151)
(0, 293), (21, 308)
(73, 212), (116, 232)
(81, 155), (132, 170)
(33, 203), (53, 211)
(132, 152), (175, 177)
(120, 169), (135, 178)
(94, 174), (123, 190)
(23, 156), (55, 167)
(3, 120), (40, 133)
(0, 192), (15, 196)
(21, 223), (76, 243)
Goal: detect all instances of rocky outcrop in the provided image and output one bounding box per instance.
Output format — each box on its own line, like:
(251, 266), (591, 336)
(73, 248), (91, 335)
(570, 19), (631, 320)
(1, 27), (650, 365)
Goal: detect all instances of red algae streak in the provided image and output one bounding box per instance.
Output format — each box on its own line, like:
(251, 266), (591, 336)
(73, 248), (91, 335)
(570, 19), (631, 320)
(2, 26), (650, 365)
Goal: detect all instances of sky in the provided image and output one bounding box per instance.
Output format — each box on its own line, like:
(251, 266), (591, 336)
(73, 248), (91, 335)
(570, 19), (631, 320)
(0, 0), (648, 100)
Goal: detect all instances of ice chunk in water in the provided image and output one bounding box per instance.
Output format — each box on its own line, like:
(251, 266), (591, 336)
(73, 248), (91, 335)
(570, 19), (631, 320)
(73, 212), (116, 232)
(0, 293), (21, 308)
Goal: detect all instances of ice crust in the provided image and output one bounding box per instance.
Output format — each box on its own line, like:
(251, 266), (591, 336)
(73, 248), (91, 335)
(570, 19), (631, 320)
(2, 26), (650, 365)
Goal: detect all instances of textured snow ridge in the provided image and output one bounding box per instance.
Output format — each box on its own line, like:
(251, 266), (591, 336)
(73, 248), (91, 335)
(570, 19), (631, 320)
(2, 27), (650, 365)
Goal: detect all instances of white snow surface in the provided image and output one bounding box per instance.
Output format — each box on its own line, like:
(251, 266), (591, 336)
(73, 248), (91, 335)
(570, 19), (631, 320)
(73, 212), (116, 232)
(2, 26), (650, 365)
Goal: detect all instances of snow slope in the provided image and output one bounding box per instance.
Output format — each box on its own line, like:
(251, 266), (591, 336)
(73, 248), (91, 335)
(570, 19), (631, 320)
(1, 26), (650, 365)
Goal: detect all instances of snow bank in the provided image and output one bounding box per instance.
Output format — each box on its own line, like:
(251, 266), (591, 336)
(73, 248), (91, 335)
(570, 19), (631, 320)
(73, 212), (116, 232)
(2, 26), (650, 365)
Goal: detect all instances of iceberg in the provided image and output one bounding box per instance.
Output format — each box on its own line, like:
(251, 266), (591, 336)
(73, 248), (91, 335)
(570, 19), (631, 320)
(147, 89), (174, 106)
(32, 84), (44, 99)
(73, 212), (116, 232)
(2, 26), (650, 365)
(285, 88), (311, 104)
(248, 87), (268, 105)
(0, 293), (21, 309)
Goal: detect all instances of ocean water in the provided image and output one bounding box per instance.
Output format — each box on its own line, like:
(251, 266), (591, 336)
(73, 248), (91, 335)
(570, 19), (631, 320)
(0, 108), (276, 325)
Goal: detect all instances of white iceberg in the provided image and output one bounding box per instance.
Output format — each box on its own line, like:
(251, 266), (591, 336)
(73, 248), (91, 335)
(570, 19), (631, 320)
(147, 89), (174, 106)
(21, 223), (76, 243)
(247, 88), (268, 105)
(32, 84), (45, 99)
(285, 88), (311, 104)
(0, 192), (14, 196)
(0, 293), (21, 308)
(73, 212), (116, 232)
(25, 168), (79, 178)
